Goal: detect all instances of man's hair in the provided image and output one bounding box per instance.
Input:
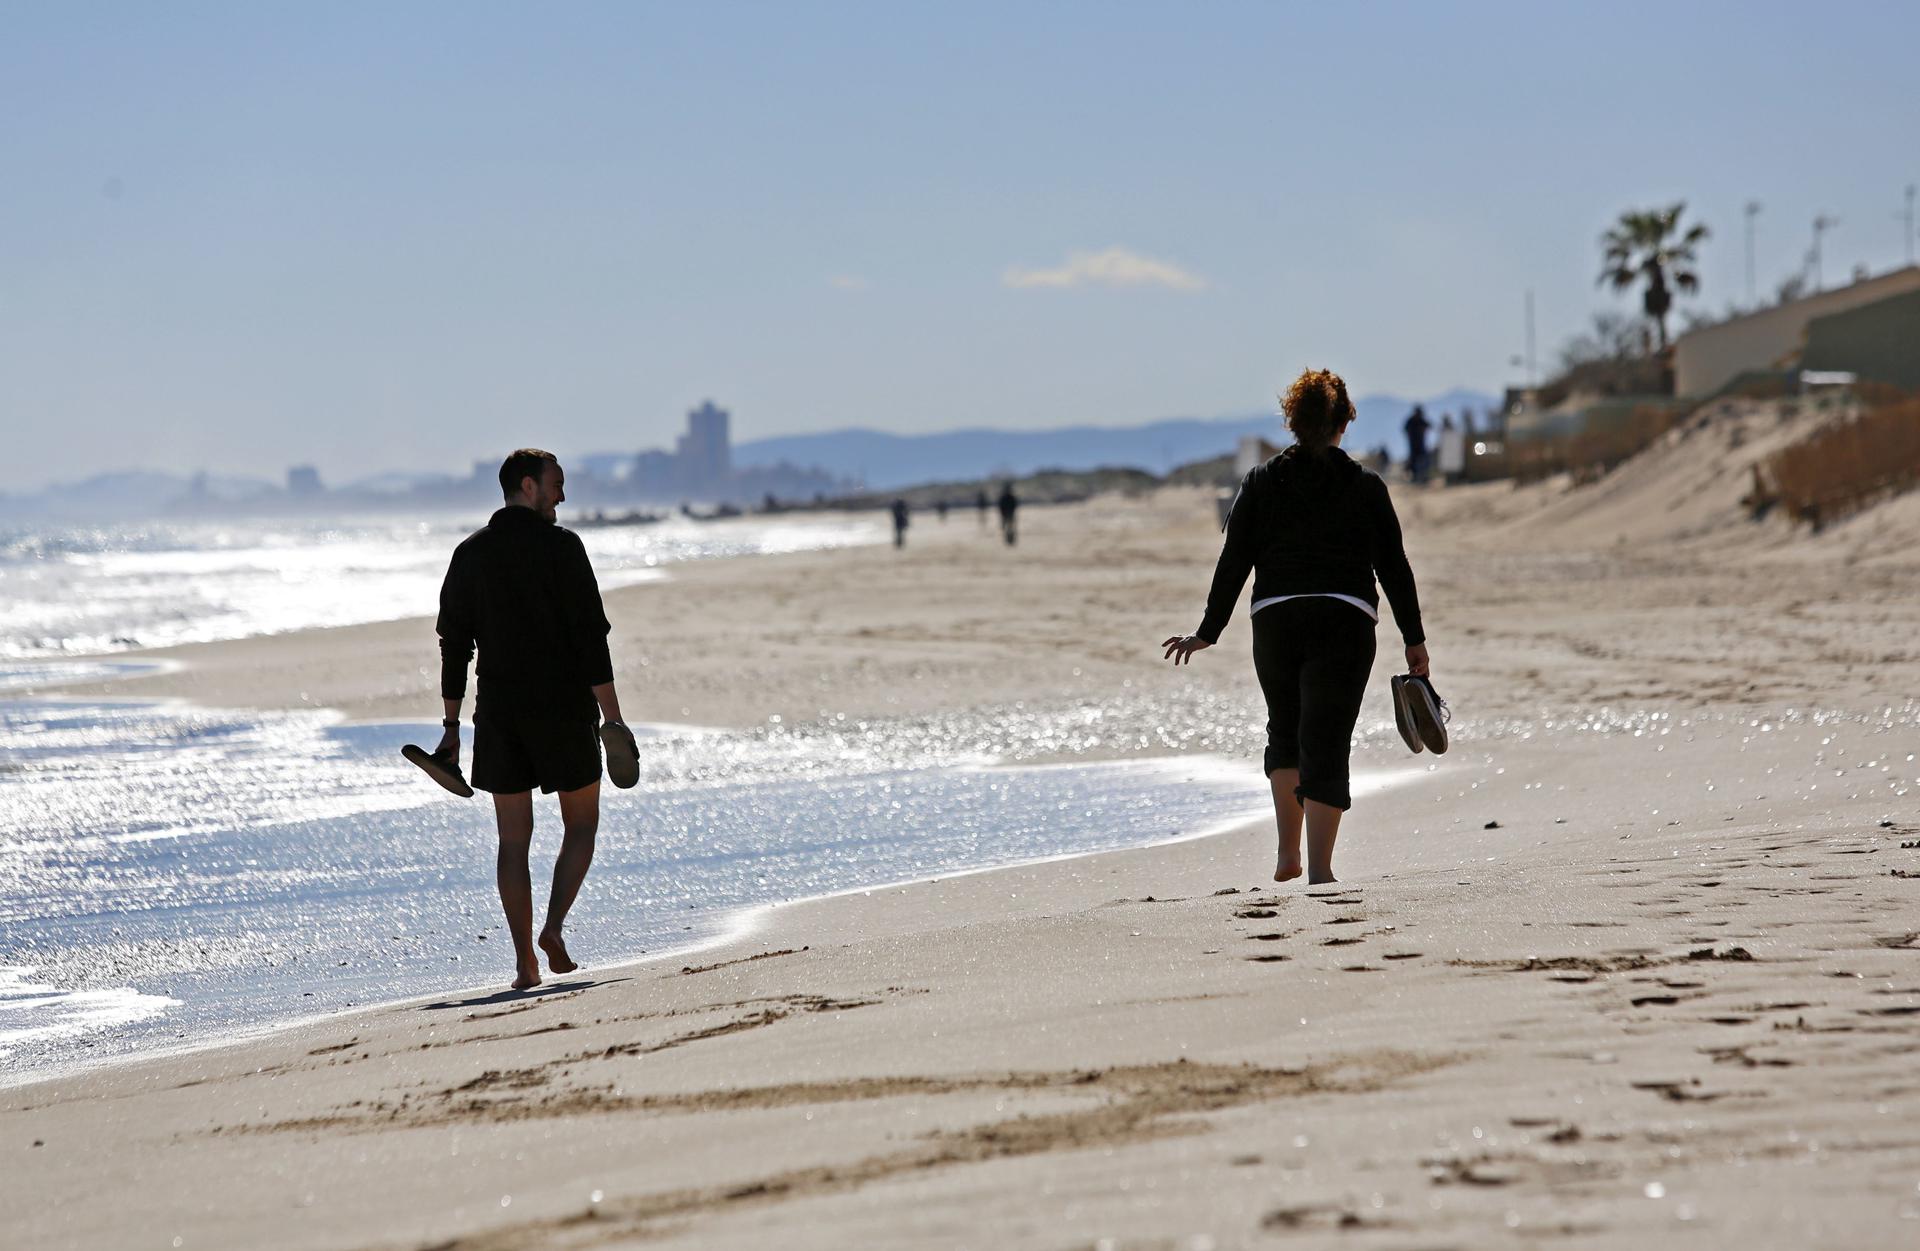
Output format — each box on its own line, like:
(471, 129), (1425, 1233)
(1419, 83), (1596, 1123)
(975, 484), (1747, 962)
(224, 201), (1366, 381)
(1281, 368), (1355, 452)
(499, 448), (559, 499)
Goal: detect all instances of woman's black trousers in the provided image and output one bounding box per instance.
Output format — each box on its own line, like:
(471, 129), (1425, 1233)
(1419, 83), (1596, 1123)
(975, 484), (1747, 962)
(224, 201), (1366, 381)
(1250, 597), (1377, 810)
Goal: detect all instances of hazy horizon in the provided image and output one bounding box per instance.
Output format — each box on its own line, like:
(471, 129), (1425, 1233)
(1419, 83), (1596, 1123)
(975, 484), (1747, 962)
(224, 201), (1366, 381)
(13, 383), (1495, 492)
(6, 2), (1916, 482)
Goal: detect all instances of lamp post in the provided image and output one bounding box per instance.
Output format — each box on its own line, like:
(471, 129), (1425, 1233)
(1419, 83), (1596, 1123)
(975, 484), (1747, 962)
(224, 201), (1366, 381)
(1810, 215), (1839, 291)
(1901, 185), (1916, 267)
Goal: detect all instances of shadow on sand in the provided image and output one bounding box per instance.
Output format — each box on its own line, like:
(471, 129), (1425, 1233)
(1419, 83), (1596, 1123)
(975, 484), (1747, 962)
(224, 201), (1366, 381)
(418, 977), (627, 1011)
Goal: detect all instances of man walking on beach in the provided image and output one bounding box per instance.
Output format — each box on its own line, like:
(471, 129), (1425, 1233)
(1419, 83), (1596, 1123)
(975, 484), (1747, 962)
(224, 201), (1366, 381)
(433, 448), (637, 990)
(1403, 405), (1431, 484)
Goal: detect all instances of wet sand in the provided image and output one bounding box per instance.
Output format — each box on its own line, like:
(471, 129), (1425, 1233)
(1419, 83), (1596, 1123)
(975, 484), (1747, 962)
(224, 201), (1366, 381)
(11, 405), (1920, 1248)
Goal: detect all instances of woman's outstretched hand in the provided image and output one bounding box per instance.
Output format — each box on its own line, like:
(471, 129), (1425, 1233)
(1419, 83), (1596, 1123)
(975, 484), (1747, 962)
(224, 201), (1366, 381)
(1162, 634), (1212, 665)
(1405, 642), (1430, 677)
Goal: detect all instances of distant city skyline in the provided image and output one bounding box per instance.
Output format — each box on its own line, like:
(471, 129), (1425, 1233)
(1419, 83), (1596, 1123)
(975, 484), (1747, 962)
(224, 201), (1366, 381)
(5, 2), (1917, 482)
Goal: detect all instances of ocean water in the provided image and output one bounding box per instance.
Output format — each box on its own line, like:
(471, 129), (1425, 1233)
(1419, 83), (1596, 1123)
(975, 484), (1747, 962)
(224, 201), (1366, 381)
(0, 512), (884, 658)
(0, 692), (1298, 1085)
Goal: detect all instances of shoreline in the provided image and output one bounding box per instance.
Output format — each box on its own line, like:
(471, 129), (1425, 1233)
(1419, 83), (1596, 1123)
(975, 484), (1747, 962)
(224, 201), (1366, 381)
(3, 657), (1347, 1090)
(11, 730), (1417, 1092)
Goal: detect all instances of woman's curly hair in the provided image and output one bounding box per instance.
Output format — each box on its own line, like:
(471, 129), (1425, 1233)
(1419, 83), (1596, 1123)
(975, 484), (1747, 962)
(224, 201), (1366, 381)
(1281, 368), (1355, 452)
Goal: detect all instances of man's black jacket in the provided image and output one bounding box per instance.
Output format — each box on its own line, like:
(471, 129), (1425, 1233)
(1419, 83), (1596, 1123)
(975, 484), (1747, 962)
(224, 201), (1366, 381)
(437, 506), (614, 721)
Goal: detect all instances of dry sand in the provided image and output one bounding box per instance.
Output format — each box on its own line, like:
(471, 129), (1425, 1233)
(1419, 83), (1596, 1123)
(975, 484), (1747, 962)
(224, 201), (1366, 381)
(10, 400), (1920, 1249)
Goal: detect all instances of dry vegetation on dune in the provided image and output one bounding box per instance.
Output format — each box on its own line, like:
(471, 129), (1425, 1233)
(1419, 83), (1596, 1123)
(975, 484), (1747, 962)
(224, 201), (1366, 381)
(1761, 393), (1920, 528)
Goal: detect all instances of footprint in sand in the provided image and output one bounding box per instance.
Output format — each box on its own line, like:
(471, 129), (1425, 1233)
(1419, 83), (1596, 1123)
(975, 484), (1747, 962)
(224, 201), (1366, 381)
(1262, 1205), (1386, 1232)
(1704, 1045), (1794, 1068)
(1508, 1118), (1582, 1144)
(1631, 1079), (1735, 1103)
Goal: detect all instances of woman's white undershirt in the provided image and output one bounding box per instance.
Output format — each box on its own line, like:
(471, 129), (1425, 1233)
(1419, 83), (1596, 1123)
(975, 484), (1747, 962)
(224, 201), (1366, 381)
(1249, 592), (1379, 622)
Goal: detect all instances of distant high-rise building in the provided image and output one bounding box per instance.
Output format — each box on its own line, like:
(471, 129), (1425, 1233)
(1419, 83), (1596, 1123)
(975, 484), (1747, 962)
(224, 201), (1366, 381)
(675, 400), (731, 486)
(287, 465), (323, 496)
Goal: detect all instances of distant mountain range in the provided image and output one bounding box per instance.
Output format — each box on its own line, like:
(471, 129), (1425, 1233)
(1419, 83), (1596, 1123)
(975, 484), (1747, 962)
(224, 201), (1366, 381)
(732, 389), (1498, 489)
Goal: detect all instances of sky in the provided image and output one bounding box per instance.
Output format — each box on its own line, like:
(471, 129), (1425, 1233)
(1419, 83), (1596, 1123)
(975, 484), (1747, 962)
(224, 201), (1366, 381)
(4, 1), (1917, 483)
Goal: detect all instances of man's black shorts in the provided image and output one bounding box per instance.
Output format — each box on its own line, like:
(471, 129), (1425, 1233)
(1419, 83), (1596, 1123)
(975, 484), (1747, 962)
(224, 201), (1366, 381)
(471, 713), (602, 795)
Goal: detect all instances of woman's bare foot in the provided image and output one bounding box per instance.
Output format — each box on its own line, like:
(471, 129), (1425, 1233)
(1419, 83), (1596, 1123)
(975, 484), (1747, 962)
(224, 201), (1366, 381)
(511, 959), (542, 991)
(538, 929), (579, 975)
(1307, 869), (1338, 885)
(1274, 857), (1303, 882)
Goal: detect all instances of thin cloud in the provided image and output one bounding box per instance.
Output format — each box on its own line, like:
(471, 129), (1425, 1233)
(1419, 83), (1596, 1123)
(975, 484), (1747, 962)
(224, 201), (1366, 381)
(829, 274), (870, 290)
(1002, 246), (1206, 291)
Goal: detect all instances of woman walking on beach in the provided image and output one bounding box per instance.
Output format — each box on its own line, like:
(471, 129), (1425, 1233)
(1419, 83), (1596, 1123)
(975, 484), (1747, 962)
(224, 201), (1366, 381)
(1162, 369), (1427, 884)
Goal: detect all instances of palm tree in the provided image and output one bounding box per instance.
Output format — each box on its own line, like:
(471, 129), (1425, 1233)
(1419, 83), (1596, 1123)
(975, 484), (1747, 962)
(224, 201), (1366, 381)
(1597, 203), (1709, 353)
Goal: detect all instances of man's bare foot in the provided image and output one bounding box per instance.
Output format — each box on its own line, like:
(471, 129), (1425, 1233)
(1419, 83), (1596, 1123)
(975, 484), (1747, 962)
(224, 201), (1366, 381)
(539, 929), (579, 975)
(1274, 858), (1303, 882)
(512, 960), (542, 991)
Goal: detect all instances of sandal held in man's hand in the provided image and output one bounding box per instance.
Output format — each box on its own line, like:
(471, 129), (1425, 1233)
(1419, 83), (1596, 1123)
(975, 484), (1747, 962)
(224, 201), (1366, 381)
(600, 721), (640, 789)
(401, 743), (475, 798)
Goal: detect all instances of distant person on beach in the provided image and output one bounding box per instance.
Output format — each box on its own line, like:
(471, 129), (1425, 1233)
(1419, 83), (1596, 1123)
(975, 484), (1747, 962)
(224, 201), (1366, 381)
(1437, 413), (1466, 484)
(435, 448), (634, 990)
(976, 488), (991, 527)
(936, 499), (949, 523)
(1403, 405), (1431, 483)
(891, 498), (910, 548)
(998, 482), (1020, 546)
(1162, 369), (1428, 885)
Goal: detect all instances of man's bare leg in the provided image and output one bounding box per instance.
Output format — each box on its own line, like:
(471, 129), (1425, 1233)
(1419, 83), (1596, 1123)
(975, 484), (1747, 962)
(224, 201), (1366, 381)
(1304, 798), (1344, 885)
(1268, 767), (1304, 881)
(539, 781), (600, 974)
(491, 791), (542, 990)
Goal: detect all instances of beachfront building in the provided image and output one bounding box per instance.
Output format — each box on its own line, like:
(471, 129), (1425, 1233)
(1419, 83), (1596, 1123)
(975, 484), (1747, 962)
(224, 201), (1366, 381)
(1672, 265), (1920, 397)
(1798, 286), (1920, 392)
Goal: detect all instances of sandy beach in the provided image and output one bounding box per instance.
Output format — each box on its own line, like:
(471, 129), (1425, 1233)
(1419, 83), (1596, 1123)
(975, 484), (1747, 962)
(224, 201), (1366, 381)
(10, 403), (1920, 1248)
